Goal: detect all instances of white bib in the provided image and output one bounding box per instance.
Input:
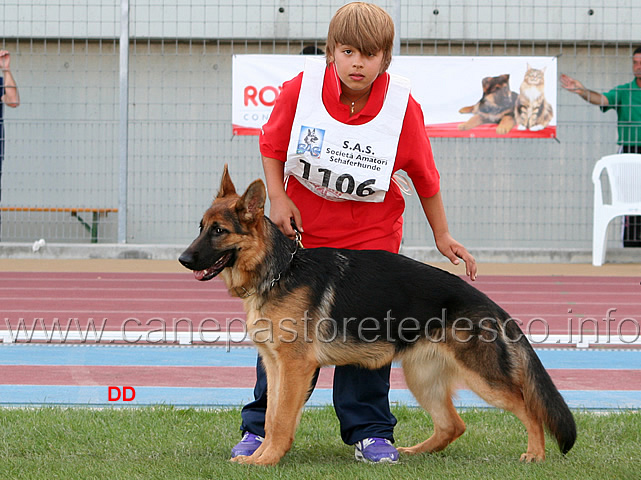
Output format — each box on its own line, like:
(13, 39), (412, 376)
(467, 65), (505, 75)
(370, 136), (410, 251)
(285, 58), (410, 202)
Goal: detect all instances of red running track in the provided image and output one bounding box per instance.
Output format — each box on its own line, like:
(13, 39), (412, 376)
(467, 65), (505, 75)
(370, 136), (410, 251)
(2, 365), (641, 391)
(0, 271), (640, 346)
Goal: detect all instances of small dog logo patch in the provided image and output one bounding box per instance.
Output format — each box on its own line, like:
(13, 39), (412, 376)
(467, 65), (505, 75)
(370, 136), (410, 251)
(296, 126), (324, 158)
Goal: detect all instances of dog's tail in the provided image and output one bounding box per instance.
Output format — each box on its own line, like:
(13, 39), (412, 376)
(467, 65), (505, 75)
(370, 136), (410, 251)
(519, 336), (577, 455)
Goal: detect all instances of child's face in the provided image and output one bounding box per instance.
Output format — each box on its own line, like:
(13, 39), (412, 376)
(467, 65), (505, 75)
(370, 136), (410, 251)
(329, 43), (385, 95)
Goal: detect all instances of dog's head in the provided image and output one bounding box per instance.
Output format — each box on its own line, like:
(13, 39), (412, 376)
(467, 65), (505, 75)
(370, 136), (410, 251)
(481, 74), (510, 96)
(304, 128), (318, 145)
(178, 165), (266, 281)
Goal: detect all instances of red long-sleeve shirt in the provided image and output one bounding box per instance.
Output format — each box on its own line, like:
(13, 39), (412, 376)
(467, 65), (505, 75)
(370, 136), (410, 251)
(259, 63), (440, 252)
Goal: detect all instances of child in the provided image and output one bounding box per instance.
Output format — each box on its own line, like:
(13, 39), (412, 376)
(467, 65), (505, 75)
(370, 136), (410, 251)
(232, 2), (477, 464)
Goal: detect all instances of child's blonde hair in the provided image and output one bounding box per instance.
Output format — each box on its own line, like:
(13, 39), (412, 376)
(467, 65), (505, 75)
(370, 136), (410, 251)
(325, 2), (395, 72)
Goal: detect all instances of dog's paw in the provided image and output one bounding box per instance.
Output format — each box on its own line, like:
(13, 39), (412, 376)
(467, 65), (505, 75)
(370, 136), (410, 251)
(519, 452), (545, 463)
(396, 446), (419, 455)
(230, 455), (272, 466)
(231, 450), (283, 466)
(230, 455), (249, 464)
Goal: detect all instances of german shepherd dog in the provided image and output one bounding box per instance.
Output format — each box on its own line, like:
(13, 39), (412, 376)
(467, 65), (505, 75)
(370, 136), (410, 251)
(179, 166), (576, 466)
(458, 74), (518, 134)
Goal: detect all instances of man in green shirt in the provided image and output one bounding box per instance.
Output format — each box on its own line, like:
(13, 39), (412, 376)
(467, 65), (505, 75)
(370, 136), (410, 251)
(561, 46), (641, 247)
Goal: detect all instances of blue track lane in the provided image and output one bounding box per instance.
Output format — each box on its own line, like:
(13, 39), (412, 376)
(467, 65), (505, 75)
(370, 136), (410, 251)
(0, 343), (639, 368)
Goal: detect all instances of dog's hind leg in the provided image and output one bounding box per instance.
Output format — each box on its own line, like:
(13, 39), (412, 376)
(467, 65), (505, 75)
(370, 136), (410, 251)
(397, 347), (466, 455)
(458, 105), (475, 114)
(459, 369), (546, 462)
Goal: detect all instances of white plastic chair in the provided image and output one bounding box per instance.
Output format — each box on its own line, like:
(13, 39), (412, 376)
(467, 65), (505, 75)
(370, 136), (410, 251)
(592, 153), (641, 266)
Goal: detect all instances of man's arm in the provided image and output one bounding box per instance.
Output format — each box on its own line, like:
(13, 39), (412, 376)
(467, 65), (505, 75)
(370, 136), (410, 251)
(0, 50), (20, 108)
(560, 74), (608, 107)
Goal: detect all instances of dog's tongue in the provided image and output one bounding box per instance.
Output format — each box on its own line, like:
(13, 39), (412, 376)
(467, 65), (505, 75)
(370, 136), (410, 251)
(194, 270), (207, 281)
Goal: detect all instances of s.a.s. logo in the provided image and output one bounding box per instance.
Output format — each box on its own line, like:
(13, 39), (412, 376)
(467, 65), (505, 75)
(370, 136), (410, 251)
(296, 126), (324, 158)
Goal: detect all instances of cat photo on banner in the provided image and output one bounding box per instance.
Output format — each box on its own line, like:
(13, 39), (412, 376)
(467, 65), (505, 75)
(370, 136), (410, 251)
(514, 64), (554, 132)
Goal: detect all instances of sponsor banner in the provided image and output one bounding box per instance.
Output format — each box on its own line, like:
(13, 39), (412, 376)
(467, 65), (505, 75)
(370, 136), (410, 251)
(232, 54), (557, 138)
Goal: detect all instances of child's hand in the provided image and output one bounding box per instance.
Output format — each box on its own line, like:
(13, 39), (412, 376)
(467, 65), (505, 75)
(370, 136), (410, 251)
(435, 233), (477, 281)
(269, 193), (303, 240)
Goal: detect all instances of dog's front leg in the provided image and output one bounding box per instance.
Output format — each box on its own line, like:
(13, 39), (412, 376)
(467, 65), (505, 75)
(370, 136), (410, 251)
(230, 350), (279, 465)
(260, 357), (317, 465)
(458, 114), (484, 131)
(255, 352), (281, 460)
(237, 352), (318, 466)
(496, 115), (515, 134)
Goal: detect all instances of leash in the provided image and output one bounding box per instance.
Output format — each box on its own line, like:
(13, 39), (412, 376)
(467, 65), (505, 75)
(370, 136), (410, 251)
(291, 219), (304, 250)
(269, 221), (304, 288)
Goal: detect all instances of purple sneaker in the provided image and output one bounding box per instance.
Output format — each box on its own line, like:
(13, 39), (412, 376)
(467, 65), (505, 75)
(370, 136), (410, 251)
(230, 432), (264, 458)
(354, 437), (399, 464)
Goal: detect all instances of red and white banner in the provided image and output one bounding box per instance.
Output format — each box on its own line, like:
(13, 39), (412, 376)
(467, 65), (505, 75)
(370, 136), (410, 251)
(232, 54), (557, 138)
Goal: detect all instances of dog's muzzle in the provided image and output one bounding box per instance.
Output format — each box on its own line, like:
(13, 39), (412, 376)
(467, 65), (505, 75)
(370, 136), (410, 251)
(179, 249), (235, 281)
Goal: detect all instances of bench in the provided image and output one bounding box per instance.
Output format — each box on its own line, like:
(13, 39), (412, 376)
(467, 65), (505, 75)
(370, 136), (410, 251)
(0, 207), (118, 243)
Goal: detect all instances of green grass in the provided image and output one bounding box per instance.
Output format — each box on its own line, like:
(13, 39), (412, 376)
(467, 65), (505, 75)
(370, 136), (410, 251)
(0, 406), (639, 479)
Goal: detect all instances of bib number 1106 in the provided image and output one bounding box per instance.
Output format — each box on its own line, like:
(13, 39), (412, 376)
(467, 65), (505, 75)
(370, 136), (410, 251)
(298, 159), (376, 197)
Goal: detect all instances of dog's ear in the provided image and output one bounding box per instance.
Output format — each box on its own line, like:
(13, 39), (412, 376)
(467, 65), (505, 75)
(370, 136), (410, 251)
(481, 76), (491, 93)
(217, 164), (237, 198)
(237, 179), (266, 223)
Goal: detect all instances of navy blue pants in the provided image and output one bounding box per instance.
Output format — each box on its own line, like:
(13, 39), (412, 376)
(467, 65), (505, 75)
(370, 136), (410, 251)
(240, 356), (397, 445)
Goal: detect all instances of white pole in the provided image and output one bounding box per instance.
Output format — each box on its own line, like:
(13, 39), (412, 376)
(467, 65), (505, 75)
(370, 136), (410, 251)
(392, 0), (401, 56)
(118, 0), (129, 243)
